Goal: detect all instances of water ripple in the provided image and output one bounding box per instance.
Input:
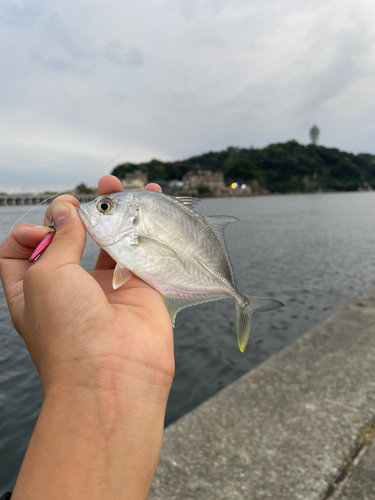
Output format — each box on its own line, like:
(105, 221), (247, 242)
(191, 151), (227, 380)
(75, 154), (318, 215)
(2, 191), (375, 489)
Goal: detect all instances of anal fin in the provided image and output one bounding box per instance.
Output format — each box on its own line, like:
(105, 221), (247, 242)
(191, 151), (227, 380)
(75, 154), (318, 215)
(163, 294), (227, 326)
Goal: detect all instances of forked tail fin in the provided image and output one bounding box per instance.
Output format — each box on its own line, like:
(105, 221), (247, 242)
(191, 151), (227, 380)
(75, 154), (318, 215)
(236, 296), (284, 352)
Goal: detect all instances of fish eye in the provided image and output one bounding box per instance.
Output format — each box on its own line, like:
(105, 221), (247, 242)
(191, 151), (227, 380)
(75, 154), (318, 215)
(97, 199), (113, 213)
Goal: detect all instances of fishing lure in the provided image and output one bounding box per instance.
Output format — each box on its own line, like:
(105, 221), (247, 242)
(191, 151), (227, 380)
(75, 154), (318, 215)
(28, 217), (55, 263)
(7, 144), (136, 259)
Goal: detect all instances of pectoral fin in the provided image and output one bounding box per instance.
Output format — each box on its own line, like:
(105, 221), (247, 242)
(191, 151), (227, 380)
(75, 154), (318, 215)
(113, 264), (133, 289)
(137, 235), (188, 271)
(138, 235), (178, 256)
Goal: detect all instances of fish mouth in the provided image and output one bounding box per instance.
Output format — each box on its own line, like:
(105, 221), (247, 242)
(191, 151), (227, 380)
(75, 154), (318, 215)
(77, 206), (97, 229)
(76, 205), (86, 223)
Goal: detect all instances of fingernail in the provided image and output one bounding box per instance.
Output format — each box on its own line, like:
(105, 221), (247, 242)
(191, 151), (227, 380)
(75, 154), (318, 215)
(51, 203), (70, 227)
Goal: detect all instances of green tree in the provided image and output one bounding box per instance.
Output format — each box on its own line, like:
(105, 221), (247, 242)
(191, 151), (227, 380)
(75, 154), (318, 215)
(76, 183), (89, 194)
(110, 141), (375, 194)
(222, 151), (264, 185)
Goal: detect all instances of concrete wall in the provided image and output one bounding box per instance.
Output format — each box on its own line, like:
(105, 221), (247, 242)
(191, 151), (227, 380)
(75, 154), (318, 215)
(149, 289), (375, 500)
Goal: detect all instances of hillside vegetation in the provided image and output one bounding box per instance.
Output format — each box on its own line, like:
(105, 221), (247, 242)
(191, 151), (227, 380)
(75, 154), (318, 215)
(111, 140), (375, 193)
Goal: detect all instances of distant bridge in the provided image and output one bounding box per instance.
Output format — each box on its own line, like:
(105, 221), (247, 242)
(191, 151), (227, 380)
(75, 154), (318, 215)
(0, 194), (98, 206)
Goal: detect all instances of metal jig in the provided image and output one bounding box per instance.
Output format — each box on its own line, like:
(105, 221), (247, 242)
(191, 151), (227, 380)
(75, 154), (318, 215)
(28, 217), (56, 263)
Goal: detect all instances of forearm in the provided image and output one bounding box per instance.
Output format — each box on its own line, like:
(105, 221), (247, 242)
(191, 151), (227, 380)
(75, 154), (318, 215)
(12, 380), (168, 500)
(1, 179), (174, 500)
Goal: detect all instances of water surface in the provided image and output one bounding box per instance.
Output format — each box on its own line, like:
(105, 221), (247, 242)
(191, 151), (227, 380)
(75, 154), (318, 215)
(1, 192), (375, 491)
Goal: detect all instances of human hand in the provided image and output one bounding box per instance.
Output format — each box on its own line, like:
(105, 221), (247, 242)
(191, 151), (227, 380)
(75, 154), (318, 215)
(0, 175), (174, 500)
(0, 175), (174, 397)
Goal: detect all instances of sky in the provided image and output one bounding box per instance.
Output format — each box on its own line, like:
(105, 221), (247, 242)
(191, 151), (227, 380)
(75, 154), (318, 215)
(1, 0), (375, 192)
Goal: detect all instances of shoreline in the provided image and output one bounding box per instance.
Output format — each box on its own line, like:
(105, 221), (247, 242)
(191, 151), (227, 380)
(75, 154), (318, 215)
(149, 288), (375, 500)
(196, 188), (374, 199)
(0, 188), (374, 208)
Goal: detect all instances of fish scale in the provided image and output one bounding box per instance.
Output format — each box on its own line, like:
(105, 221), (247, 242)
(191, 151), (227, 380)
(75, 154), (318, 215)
(78, 190), (284, 351)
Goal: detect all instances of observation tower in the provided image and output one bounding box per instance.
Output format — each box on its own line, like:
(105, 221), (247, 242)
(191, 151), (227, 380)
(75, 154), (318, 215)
(310, 125), (320, 145)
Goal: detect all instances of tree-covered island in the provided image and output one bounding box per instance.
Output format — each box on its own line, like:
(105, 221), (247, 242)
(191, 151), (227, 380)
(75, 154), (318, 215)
(111, 140), (375, 196)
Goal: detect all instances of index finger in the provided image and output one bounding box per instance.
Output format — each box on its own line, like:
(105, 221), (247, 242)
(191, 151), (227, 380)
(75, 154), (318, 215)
(0, 223), (50, 318)
(0, 223), (50, 262)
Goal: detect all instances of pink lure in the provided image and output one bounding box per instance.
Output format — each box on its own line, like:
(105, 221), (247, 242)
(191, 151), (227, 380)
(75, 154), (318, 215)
(28, 231), (55, 262)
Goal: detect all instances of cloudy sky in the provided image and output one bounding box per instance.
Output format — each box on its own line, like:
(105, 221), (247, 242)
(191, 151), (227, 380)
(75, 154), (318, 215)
(1, 0), (375, 192)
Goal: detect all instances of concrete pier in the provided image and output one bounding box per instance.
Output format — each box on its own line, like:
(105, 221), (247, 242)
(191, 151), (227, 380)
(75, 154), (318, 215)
(337, 440), (375, 499)
(149, 289), (375, 500)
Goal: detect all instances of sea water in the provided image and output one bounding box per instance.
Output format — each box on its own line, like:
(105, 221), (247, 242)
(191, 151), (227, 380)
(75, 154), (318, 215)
(1, 191), (375, 491)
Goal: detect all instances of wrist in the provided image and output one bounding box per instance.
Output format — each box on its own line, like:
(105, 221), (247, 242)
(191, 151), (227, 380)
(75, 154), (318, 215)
(13, 369), (168, 500)
(43, 378), (169, 439)
(42, 353), (173, 411)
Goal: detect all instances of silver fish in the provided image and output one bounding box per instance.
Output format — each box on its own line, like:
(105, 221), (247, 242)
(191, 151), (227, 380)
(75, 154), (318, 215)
(78, 190), (284, 352)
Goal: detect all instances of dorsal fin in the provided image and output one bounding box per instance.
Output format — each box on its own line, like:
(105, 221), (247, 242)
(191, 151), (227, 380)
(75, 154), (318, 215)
(204, 215), (238, 285)
(204, 215), (238, 240)
(169, 195), (201, 209)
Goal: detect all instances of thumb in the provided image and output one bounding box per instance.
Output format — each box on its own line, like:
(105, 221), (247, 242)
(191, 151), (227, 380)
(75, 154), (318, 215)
(42, 201), (86, 267)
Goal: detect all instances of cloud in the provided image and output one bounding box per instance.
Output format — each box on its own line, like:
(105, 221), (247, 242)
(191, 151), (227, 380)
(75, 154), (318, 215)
(1, 2), (144, 78)
(33, 53), (78, 73)
(0, 0), (46, 28)
(102, 42), (144, 67)
(1, 0), (375, 190)
(295, 15), (375, 114)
